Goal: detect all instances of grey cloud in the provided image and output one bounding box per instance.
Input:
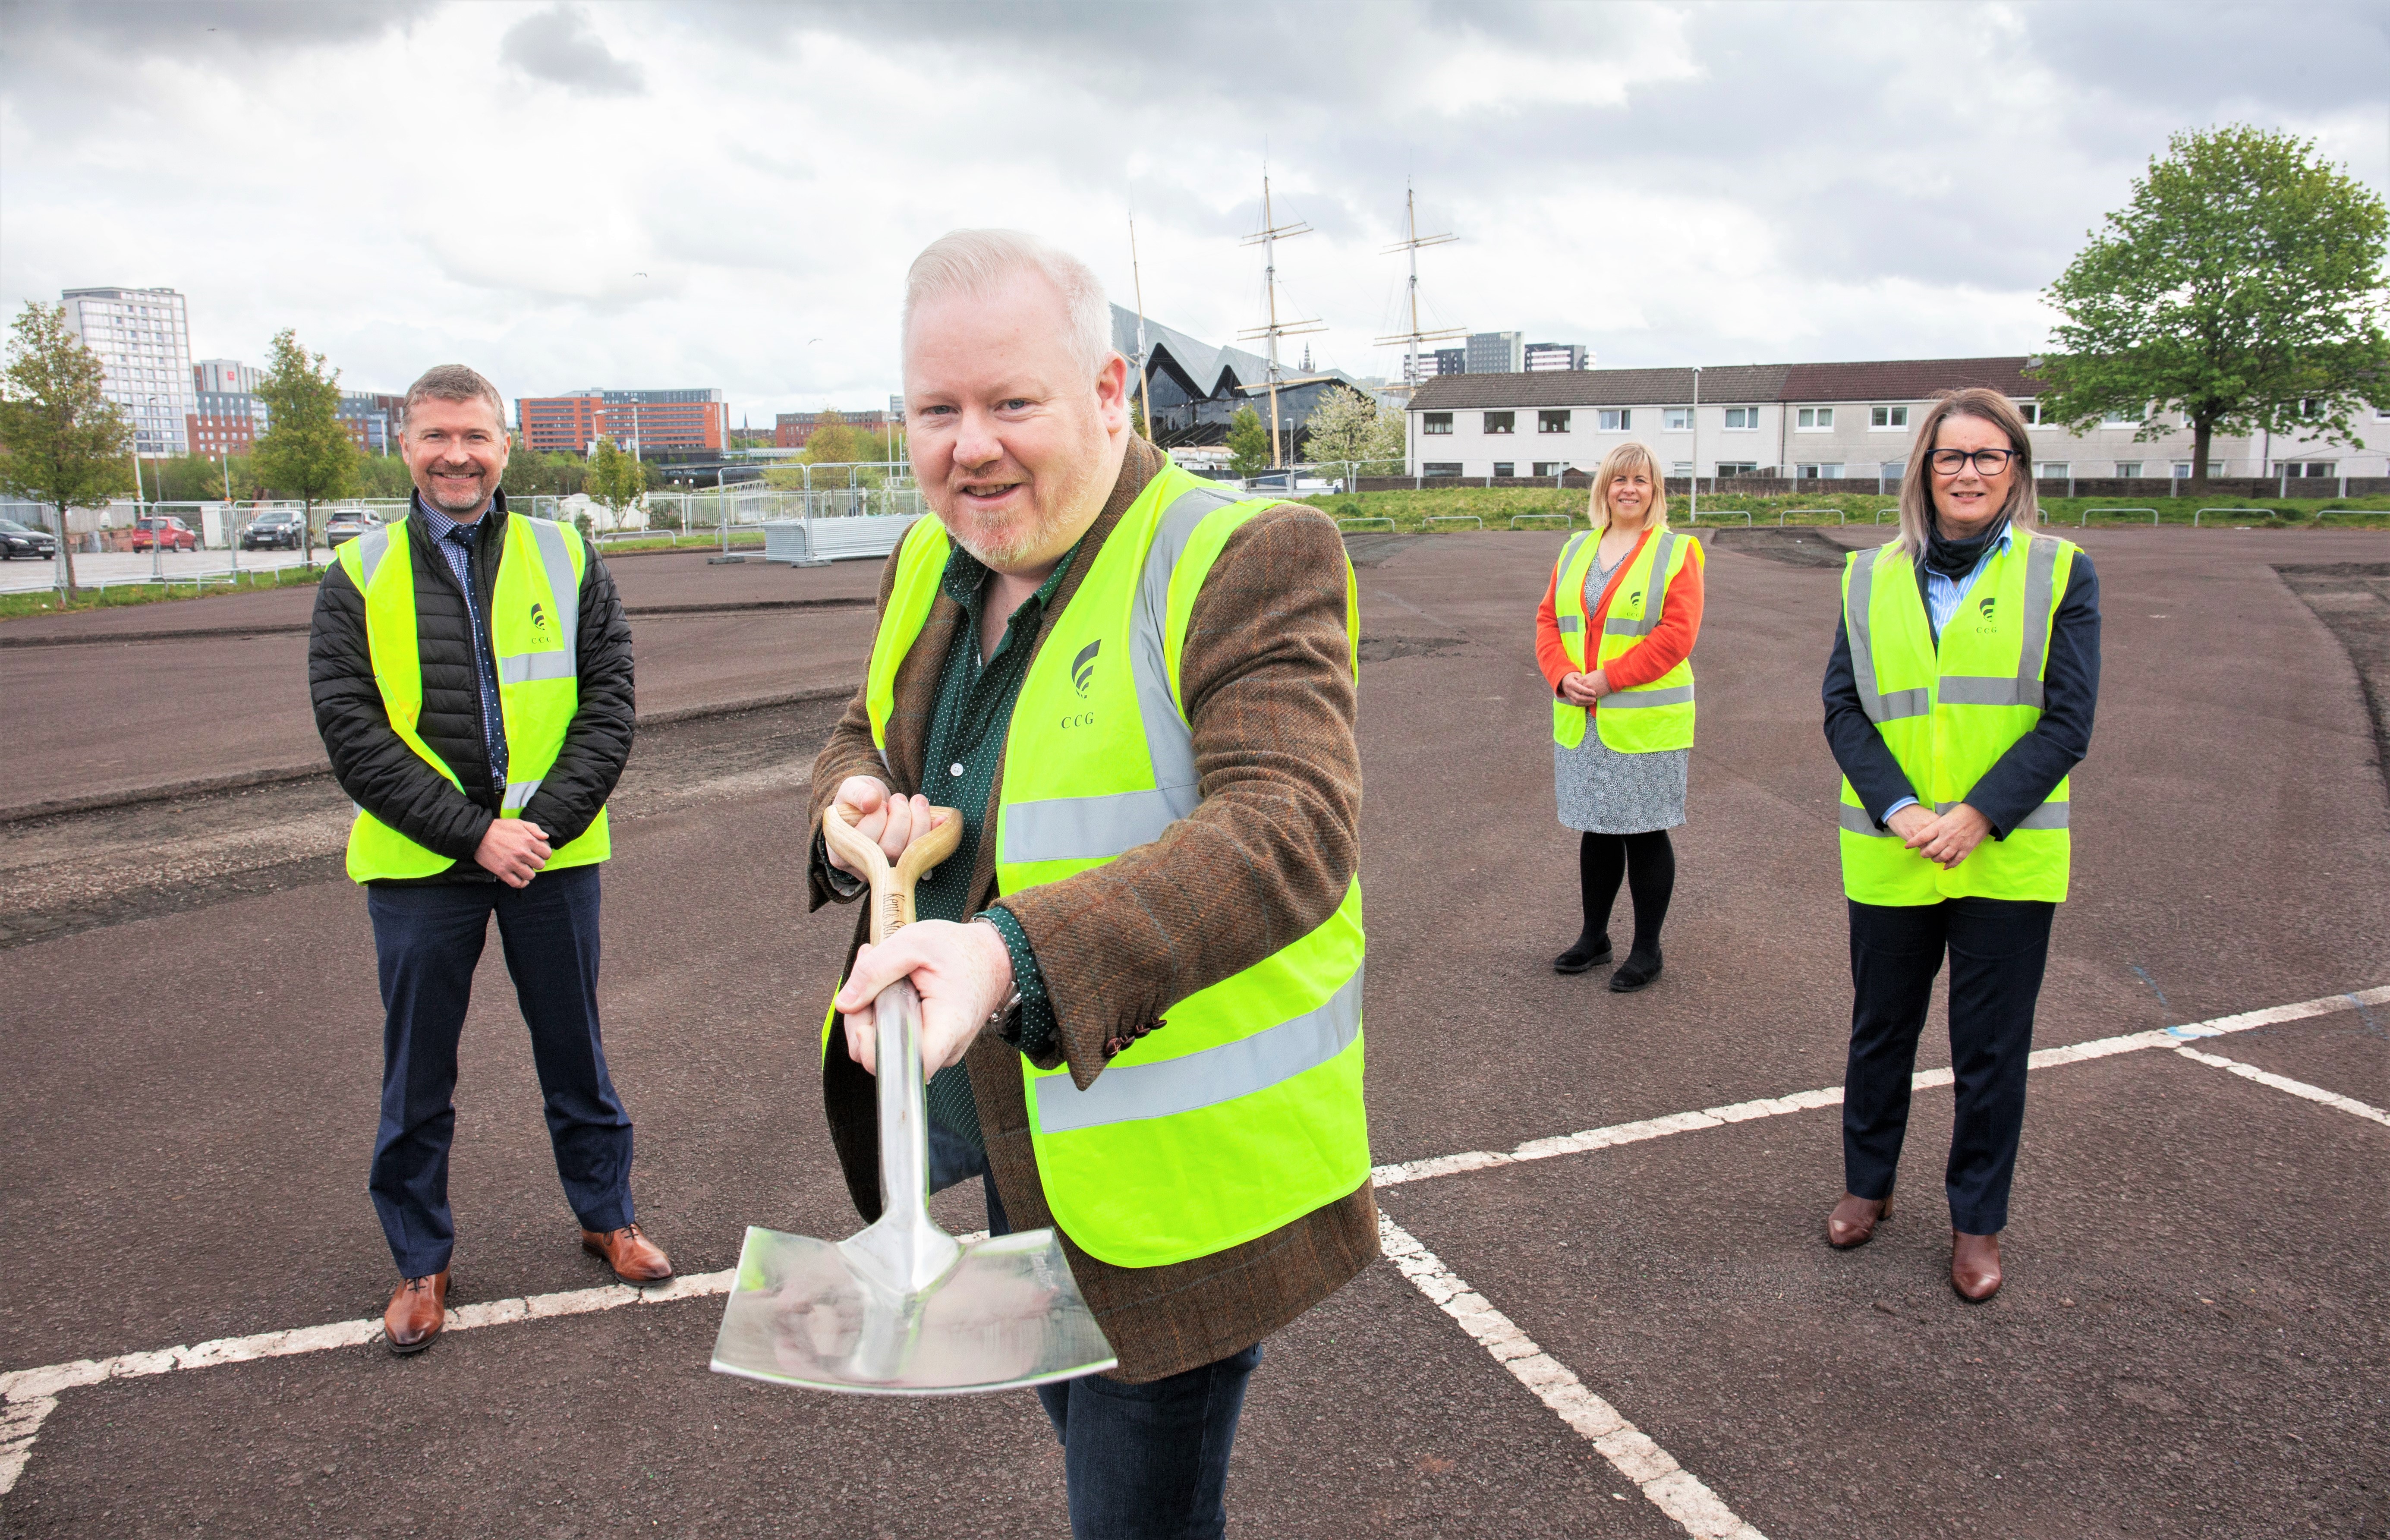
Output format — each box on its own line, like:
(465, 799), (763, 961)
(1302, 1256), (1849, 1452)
(0, 0), (435, 78)
(500, 5), (645, 97)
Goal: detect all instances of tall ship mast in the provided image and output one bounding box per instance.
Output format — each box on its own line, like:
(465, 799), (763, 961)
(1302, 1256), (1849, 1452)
(1237, 169), (1326, 467)
(1376, 180), (1465, 395)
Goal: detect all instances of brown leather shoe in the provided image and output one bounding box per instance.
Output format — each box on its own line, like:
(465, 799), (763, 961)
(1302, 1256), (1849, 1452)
(1826, 1187), (1892, 1249)
(581, 1223), (673, 1284)
(1951, 1229), (2003, 1302)
(384, 1270), (450, 1355)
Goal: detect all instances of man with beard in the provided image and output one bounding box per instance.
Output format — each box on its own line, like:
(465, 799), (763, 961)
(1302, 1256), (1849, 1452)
(308, 365), (668, 1356)
(809, 230), (1373, 1537)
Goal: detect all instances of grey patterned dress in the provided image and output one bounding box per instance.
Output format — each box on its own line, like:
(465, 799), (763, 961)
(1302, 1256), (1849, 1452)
(1554, 539), (1690, 834)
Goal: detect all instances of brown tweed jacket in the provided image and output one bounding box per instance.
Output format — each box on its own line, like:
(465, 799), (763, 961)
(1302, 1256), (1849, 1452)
(806, 436), (1378, 1383)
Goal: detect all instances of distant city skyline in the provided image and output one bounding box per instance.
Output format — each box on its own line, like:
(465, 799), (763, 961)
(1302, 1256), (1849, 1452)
(6, 3), (2382, 435)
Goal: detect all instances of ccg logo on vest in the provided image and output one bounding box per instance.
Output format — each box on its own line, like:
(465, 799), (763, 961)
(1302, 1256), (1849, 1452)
(1062, 638), (1099, 728)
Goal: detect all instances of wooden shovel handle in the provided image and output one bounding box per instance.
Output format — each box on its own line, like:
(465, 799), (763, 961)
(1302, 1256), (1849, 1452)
(822, 799), (964, 944)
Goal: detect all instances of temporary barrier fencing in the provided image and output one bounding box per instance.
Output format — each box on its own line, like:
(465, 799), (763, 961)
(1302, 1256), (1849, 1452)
(2193, 507), (2274, 528)
(1425, 516), (1484, 531)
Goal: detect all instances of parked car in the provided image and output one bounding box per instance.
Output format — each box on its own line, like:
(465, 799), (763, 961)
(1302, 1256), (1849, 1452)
(129, 516), (198, 552)
(323, 510), (384, 548)
(0, 517), (58, 561)
(240, 509), (306, 551)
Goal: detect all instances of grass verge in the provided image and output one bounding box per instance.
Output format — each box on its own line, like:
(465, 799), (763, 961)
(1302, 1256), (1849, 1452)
(1299, 488), (2390, 533)
(0, 562), (326, 622)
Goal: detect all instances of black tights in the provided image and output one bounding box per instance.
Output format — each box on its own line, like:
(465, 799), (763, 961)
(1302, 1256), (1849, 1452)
(1578, 829), (1675, 962)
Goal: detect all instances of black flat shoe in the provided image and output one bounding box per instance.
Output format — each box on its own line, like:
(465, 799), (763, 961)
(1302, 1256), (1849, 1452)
(1554, 935), (1615, 974)
(1608, 951), (1663, 992)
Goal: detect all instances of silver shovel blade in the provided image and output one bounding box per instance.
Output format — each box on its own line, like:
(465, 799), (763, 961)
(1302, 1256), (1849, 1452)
(710, 1222), (1118, 1395)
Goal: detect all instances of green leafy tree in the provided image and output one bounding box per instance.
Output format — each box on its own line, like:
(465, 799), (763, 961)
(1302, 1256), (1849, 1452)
(802, 409), (883, 469)
(1226, 405), (1270, 479)
(0, 301), (135, 595)
(586, 436), (648, 531)
(1297, 385), (1405, 477)
(349, 452), (413, 499)
(2036, 125), (2390, 480)
(253, 329), (356, 561)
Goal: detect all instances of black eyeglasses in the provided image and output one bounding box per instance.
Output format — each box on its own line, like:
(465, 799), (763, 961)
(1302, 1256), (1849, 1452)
(1928, 448), (2020, 476)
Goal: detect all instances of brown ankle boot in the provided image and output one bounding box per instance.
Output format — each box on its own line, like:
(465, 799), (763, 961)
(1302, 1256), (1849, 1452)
(1951, 1230), (2003, 1302)
(1826, 1187), (1892, 1249)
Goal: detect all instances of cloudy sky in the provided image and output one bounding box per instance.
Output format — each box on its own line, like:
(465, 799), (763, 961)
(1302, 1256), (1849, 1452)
(3, 1), (2383, 425)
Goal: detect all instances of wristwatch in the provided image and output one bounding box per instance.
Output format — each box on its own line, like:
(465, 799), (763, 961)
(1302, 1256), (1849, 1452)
(984, 987), (1025, 1037)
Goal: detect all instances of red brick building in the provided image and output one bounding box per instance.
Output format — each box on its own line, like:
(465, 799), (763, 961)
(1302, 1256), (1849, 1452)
(187, 391), (267, 456)
(774, 408), (895, 448)
(519, 389), (727, 455)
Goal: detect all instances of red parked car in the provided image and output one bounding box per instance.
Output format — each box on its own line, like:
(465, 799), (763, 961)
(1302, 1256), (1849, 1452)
(129, 516), (199, 552)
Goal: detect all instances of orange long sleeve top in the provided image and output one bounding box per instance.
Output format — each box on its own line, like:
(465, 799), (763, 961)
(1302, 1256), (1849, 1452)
(1534, 526), (1707, 699)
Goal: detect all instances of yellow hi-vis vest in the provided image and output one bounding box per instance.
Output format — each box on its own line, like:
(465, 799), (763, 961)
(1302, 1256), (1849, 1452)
(1550, 525), (1700, 752)
(832, 460), (1370, 1268)
(336, 512), (611, 883)
(1836, 531), (2077, 905)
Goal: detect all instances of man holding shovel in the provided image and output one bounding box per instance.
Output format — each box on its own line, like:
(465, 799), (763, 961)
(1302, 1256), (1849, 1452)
(807, 230), (1374, 1536)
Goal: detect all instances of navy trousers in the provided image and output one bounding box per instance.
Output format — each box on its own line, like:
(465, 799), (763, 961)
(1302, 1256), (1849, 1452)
(1842, 896), (2055, 1235)
(971, 1153), (1259, 1540)
(365, 864), (634, 1277)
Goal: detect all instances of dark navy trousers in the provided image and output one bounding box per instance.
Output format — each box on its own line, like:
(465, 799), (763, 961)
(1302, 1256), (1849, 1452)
(365, 863), (634, 1277)
(1842, 896), (2055, 1235)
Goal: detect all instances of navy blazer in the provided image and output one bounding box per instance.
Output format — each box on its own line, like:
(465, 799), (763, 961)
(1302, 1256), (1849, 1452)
(1822, 545), (2100, 838)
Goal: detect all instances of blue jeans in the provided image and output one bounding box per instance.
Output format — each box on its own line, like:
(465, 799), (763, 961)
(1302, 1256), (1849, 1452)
(960, 1143), (1260, 1540)
(365, 865), (634, 1276)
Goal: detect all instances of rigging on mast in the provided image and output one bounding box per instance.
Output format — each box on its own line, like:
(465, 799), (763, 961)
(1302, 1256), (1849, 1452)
(1236, 169), (1328, 468)
(1375, 180), (1466, 395)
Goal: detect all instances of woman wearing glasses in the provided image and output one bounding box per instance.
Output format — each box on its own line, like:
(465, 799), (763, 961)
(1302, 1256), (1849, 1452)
(1819, 387), (2100, 1301)
(1536, 442), (1705, 993)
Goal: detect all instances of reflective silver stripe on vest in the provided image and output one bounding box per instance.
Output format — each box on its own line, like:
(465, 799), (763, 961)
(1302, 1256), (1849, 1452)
(502, 778), (544, 815)
(999, 485), (1241, 866)
(498, 651), (576, 684)
(1556, 615), (1582, 634)
(1839, 804), (1889, 836)
(1936, 798), (2069, 830)
(1602, 683), (1694, 709)
(1031, 964), (1364, 1133)
(1846, 545), (1892, 723)
(1603, 529), (1677, 638)
(356, 525), (393, 589)
(1937, 675), (2044, 709)
(2015, 533), (2059, 701)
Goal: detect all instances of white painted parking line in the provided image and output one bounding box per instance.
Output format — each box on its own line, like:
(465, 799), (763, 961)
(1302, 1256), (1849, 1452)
(1372, 984), (2390, 1190)
(1380, 1217), (1765, 1540)
(3, 982), (2384, 1498)
(2172, 1046), (2390, 1127)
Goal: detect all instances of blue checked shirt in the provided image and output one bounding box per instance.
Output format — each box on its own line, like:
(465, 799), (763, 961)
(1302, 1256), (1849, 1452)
(412, 497), (508, 788)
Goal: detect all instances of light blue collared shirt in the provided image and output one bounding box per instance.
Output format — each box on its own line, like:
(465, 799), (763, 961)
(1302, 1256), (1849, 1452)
(1885, 520), (2012, 821)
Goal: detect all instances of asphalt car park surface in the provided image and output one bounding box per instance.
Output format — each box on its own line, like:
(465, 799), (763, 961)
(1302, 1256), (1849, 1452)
(1, 525), (2384, 1538)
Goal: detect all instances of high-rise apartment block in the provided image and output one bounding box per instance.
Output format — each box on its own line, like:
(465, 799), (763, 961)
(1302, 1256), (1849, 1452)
(62, 287), (194, 455)
(340, 392), (405, 455)
(1464, 331), (1524, 375)
(189, 391), (268, 456)
(194, 358), (262, 395)
(1525, 342), (1592, 372)
(1431, 347), (1466, 378)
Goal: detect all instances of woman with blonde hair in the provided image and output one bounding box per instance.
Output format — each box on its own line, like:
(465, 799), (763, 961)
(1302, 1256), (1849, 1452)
(1819, 386), (2101, 1301)
(1534, 441), (1705, 992)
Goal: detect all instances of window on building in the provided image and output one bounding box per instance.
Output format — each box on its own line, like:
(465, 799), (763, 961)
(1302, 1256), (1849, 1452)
(1531, 461), (1567, 476)
(1797, 407), (1833, 430)
(1597, 409), (1631, 431)
(2171, 462), (2222, 478)
(1796, 463), (1845, 479)
(1537, 409), (1571, 433)
(1670, 461), (1693, 477)
(1423, 462), (1462, 476)
(1663, 408), (1691, 431)
(1724, 407), (1756, 430)
(2297, 398), (2325, 419)
(2116, 462), (2143, 478)
(1716, 461), (1758, 477)
(2015, 400), (2044, 425)
(1869, 406), (1908, 429)
(1880, 460), (1906, 481)
(1483, 412), (1516, 435)
(1421, 412), (1453, 435)
(2280, 461), (2337, 478)
(1492, 463), (1515, 478)
(2036, 462), (2070, 479)
(2100, 405), (2145, 427)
